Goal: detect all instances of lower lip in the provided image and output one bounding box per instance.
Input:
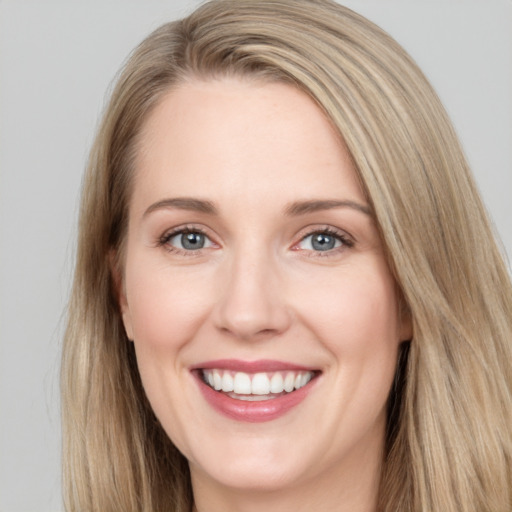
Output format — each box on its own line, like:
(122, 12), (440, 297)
(194, 372), (316, 423)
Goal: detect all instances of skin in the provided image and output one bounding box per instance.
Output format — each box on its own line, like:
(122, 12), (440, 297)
(118, 77), (411, 512)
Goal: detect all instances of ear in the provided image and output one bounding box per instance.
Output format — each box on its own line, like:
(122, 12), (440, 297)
(109, 250), (134, 341)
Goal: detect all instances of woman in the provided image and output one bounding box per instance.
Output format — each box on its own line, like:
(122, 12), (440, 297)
(61, 1), (512, 511)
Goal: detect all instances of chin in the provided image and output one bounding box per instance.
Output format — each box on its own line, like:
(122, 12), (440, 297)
(194, 457), (301, 492)
(186, 432), (310, 492)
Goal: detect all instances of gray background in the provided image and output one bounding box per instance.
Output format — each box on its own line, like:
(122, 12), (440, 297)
(0, 1), (510, 510)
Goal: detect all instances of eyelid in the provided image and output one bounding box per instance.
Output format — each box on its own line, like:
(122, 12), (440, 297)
(168, 231), (214, 250)
(156, 223), (353, 257)
(158, 224), (219, 255)
(291, 225), (354, 255)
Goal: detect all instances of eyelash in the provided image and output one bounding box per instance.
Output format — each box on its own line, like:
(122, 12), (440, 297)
(158, 225), (213, 256)
(294, 227), (354, 258)
(157, 225), (354, 257)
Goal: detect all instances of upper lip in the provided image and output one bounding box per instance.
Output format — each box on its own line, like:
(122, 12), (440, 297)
(190, 359), (318, 373)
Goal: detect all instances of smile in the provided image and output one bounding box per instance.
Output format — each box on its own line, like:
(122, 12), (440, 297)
(202, 369), (315, 400)
(192, 360), (320, 422)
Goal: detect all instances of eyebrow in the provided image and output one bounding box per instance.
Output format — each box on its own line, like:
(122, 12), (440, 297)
(143, 197), (372, 218)
(143, 197), (218, 217)
(284, 199), (372, 217)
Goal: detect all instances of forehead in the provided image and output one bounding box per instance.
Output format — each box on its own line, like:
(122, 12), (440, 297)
(131, 78), (364, 214)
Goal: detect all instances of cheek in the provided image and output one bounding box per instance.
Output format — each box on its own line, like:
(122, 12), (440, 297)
(295, 260), (401, 407)
(123, 258), (215, 441)
(298, 264), (401, 434)
(299, 264), (399, 350)
(124, 258), (214, 351)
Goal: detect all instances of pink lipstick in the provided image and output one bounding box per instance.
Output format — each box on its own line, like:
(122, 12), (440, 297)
(191, 359), (319, 422)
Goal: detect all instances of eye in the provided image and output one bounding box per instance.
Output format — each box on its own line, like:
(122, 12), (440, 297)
(161, 229), (214, 252)
(296, 229), (352, 253)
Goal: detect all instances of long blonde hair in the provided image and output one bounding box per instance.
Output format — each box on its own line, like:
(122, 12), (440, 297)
(62, 1), (512, 510)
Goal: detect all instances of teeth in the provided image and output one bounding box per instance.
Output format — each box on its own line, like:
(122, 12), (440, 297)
(202, 369), (315, 397)
(233, 372), (251, 394)
(284, 372), (295, 392)
(270, 373), (284, 393)
(221, 372), (234, 392)
(251, 373), (270, 395)
(213, 371), (222, 391)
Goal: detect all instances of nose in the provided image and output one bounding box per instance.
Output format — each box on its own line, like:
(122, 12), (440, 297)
(213, 249), (292, 341)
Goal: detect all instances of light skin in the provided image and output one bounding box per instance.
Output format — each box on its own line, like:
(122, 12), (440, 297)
(118, 77), (411, 512)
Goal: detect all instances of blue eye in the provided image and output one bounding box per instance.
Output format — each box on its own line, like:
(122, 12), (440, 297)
(298, 230), (349, 252)
(165, 230), (213, 251)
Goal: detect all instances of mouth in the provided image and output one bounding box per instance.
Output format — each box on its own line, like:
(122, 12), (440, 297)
(192, 360), (320, 422)
(201, 368), (317, 401)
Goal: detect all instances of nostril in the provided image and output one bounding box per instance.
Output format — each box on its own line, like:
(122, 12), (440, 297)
(214, 297), (292, 341)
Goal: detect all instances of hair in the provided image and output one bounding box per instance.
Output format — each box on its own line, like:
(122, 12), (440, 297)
(61, 1), (512, 511)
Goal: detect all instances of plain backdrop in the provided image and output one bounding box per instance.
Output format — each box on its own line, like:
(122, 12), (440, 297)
(0, 1), (510, 510)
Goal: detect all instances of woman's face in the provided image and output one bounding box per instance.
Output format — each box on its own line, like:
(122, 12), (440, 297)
(119, 78), (410, 499)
